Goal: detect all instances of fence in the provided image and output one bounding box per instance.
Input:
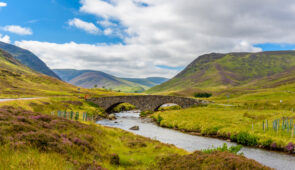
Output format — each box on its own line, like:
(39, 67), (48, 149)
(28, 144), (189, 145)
(261, 118), (295, 138)
(50, 111), (96, 121)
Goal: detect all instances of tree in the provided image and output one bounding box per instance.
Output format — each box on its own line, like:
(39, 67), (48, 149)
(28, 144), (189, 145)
(94, 84), (97, 88)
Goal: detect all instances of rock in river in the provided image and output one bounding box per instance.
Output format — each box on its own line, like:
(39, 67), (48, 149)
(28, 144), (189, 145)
(108, 114), (116, 120)
(130, 126), (139, 130)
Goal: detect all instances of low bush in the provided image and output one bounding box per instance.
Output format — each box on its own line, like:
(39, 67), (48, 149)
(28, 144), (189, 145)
(194, 92), (212, 98)
(156, 114), (163, 124)
(154, 151), (271, 170)
(140, 110), (154, 117)
(236, 132), (258, 146)
(286, 142), (295, 153)
(158, 105), (182, 111)
(202, 143), (243, 155)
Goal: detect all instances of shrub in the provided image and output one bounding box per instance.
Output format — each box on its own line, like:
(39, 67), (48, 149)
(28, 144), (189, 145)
(110, 154), (120, 165)
(286, 143), (295, 153)
(194, 92), (212, 98)
(202, 143), (243, 155)
(158, 105), (181, 111)
(155, 151), (271, 170)
(261, 139), (273, 148)
(270, 142), (277, 150)
(140, 110), (154, 117)
(236, 132), (258, 146)
(156, 114), (163, 124)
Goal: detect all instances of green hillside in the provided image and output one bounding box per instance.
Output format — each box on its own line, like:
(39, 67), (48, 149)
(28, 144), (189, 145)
(0, 41), (60, 79)
(147, 51), (295, 96)
(122, 77), (168, 88)
(0, 49), (115, 98)
(54, 69), (147, 93)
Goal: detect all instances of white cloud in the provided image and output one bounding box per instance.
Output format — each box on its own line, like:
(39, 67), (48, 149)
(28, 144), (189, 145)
(68, 18), (100, 34)
(15, 0), (295, 78)
(2, 25), (32, 35)
(233, 41), (262, 52)
(104, 28), (113, 35)
(98, 20), (117, 27)
(15, 41), (178, 78)
(0, 34), (10, 43)
(0, 2), (7, 7)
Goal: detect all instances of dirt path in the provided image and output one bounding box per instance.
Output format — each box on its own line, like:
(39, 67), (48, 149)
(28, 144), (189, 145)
(0, 98), (43, 103)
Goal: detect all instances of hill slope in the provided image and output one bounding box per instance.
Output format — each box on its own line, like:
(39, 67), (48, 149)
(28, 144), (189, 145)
(0, 49), (83, 98)
(122, 77), (168, 88)
(0, 41), (61, 79)
(53, 69), (146, 93)
(147, 51), (295, 94)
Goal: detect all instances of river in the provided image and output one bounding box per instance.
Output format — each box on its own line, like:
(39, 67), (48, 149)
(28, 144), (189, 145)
(97, 111), (295, 170)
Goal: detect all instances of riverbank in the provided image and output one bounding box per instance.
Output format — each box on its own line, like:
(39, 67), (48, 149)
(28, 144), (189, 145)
(0, 97), (272, 169)
(98, 110), (295, 169)
(151, 104), (295, 155)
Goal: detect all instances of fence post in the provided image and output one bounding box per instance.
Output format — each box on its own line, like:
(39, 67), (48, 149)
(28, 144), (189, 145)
(75, 112), (79, 121)
(70, 111), (74, 120)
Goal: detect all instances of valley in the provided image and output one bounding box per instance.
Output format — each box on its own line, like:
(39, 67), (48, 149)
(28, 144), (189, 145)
(0, 43), (279, 169)
(3, 1), (295, 169)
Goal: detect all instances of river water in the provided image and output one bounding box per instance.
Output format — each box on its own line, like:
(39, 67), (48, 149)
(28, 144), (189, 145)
(97, 111), (295, 170)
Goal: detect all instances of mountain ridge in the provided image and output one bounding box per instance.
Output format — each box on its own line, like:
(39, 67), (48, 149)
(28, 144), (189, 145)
(0, 41), (61, 80)
(54, 69), (168, 93)
(147, 50), (295, 95)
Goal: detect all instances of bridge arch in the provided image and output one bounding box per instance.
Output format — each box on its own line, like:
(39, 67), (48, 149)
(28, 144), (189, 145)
(86, 95), (206, 113)
(105, 102), (138, 113)
(154, 103), (182, 111)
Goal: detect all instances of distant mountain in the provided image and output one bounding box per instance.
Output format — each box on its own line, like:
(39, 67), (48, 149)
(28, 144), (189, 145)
(53, 69), (147, 93)
(122, 77), (168, 88)
(147, 51), (295, 95)
(0, 49), (80, 97)
(0, 41), (61, 80)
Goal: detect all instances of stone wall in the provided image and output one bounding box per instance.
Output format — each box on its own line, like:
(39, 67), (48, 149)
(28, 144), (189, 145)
(86, 95), (207, 113)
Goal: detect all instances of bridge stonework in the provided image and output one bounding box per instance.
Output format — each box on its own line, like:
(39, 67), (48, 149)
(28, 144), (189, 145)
(86, 95), (206, 113)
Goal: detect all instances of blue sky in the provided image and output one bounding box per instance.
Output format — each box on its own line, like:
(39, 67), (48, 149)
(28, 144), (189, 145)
(0, 0), (123, 44)
(1, 0), (293, 50)
(1, 0), (295, 78)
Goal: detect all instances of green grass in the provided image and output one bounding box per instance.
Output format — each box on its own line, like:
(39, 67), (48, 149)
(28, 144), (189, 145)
(152, 105), (295, 152)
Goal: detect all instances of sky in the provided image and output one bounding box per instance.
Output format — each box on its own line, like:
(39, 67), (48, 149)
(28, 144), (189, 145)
(1, 0), (295, 78)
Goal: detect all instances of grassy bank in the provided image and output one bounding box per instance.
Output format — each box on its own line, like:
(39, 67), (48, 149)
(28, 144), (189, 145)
(152, 105), (295, 153)
(0, 97), (107, 118)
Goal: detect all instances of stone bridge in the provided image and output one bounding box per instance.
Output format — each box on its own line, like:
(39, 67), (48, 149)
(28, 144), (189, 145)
(86, 95), (206, 113)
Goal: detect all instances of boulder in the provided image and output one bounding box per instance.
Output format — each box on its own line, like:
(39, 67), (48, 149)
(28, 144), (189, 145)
(130, 126), (139, 130)
(108, 114), (116, 120)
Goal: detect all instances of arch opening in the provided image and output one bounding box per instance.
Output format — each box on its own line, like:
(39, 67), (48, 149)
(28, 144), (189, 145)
(155, 103), (182, 111)
(106, 102), (137, 113)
